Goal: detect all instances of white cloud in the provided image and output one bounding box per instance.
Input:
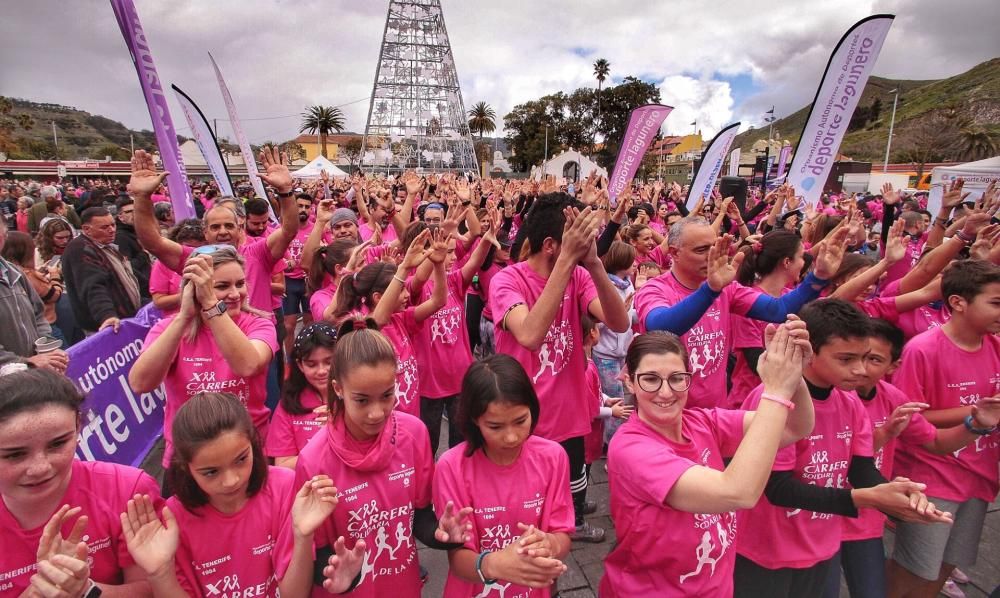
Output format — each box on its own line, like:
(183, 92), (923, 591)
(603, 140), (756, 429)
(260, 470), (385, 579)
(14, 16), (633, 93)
(1, 0), (996, 146)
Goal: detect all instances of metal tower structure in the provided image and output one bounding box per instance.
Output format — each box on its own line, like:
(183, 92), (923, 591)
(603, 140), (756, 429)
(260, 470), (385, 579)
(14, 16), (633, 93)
(361, 0), (479, 176)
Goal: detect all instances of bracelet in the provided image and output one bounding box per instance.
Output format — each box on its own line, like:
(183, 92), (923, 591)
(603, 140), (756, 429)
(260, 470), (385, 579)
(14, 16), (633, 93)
(760, 393), (795, 410)
(475, 550), (497, 585)
(276, 189), (294, 198)
(954, 230), (974, 245)
(964, 414), (995, 436)
(933, 217), (948, 228)
(392, 275), (406, 285)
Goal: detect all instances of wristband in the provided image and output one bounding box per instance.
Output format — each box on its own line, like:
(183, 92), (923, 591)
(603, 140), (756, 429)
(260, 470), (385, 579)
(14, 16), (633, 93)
(964, 414), (995, 436)
(933, 217), (948, 228)
(392, 275), (406, 285)
(475, 551), (497, 585)
(760, 393), (795, 410)
(955, 230), (974, 245)
(277, 189), (294, 199)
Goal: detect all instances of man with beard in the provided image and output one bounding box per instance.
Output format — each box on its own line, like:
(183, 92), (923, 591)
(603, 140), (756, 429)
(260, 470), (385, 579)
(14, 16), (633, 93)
(277, 192), (317, 357)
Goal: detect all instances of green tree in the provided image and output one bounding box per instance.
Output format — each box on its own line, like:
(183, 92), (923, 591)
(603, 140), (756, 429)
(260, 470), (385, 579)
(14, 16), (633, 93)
(300, 105), (345, 158)
(342, 138), (363, 170)
(593, 76), (661, 168)
(94, 143), (131, 161)
(956, 127), (997, 161)
(467, 101), (497, 141)
(593, 58), (610, 124)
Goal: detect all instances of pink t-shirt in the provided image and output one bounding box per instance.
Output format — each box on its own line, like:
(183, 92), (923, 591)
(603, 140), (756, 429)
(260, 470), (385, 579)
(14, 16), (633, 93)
(433, 437), (575, 598)
(856, 296), (900, 323)
(148, 260), (182, 315)
(842, 381), (936, 541)
(266, 388), (326, 458)
(879, 280), (948, 340)
(286, 413), (433, 598)
(892, 327), (1000, 503)
(736, 385), (874, 569)
(634, 273), (762, 407)
(0, 460), (160, 596)
(359, 221), (398, 244)
(883, 234), (926, 287)
(380, 308), (423, 415)
(635, 244), (672, 271)
(144, 311), (279, 467)
(489, 261), (599, 442)
(309, 284), (338, 321)
(601, 409), (745, 597)
(283, 222), (313, 280)
(178, 238), (279, 314)
(726, 312), (768, 409)
(414, 269), (472, 398)
(169, 467), (296, 597)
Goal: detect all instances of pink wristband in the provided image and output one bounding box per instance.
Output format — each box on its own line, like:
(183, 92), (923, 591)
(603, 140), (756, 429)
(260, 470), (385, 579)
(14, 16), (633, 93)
(761, 393), (795, 410)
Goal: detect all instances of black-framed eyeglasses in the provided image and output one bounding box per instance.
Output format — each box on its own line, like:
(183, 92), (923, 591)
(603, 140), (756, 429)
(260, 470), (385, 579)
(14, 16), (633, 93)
(635, 371), (693, 393)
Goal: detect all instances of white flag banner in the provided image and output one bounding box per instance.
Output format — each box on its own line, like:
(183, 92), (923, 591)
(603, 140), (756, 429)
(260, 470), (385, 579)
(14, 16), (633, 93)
(172, 85), (234, 197)
(728, 148), (741, 177)
(687, 122), (741, 207)
(786, 14), (895, 204)
(208, 53), (275, 220)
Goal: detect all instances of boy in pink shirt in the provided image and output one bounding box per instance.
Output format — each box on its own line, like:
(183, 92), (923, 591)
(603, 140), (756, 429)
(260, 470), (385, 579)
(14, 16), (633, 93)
(888, 259), (1000, 598)
(735, 299), (952, 598)
(488, 195), (630, 542)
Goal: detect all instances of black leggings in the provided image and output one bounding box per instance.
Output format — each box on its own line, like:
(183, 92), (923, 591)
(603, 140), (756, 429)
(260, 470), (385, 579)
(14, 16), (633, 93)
(559, 436), (587, 527)
(465, 293), (484, 353)
(734, 554), (835, 598)
(419, 395), (463, 456)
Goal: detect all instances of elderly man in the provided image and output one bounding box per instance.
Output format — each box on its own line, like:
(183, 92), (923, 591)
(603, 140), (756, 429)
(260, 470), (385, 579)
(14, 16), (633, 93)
(115, 196), (151, 302)
(62, 207), (141, 334)
(0, 217), (69, 371)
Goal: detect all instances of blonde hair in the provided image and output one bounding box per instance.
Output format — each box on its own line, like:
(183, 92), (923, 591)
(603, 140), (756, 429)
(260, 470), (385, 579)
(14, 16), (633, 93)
(182, 246), (270, 341)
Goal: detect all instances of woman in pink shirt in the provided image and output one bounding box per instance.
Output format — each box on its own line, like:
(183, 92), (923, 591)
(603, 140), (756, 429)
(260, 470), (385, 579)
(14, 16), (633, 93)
(120, 392), (342, 597)
(266, 324), (337, 469)
(288, 322), (472, 597)
(0, 369), (161, 597)
(329, 230), (448, 415)
(727, 230), (806, 408)
(306, 238), (358, 321)
(434, 354), (574, 597)
(130, 246), (278, 473)
(624, 223), (671, 271)
(601, 324), (815, 597)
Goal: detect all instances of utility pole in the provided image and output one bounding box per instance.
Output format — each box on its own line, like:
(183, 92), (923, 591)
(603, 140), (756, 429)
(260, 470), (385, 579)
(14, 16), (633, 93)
(883, 88), (899, 173)
(543, 125), (549, 180)
(763, 106), (776, 189)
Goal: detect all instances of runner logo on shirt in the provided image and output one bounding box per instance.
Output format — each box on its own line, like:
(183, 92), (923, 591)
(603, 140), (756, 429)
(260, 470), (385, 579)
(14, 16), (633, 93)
(685, 322), (726, 379)
(431, 305), (463, 344)
(678, 513), (735, 584)
(533, 319), (575, 383)
(395, 355), (418, 408)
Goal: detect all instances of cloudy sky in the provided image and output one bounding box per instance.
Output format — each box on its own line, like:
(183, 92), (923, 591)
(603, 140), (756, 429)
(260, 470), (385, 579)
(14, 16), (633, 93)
(2, 0), (997, 146)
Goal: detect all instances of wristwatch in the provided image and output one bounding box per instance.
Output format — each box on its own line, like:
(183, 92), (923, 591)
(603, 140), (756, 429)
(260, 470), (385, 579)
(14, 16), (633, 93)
(277, 189), (294, 199)
(83, 579), (103, 598)
(202, 301), (227, 319)
(964, 414), (995, 436)
(475, 551), (497, 585)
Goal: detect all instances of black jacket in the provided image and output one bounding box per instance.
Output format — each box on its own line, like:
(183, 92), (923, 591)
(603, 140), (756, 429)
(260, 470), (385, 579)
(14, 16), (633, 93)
(62, 235), (139, 331)
(115, 221), (152, 301)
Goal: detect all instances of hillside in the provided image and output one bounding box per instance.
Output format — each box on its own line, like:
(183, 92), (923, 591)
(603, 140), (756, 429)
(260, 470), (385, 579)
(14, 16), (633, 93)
(732, 57), (1000, 162)
(0, 97), (176, 161)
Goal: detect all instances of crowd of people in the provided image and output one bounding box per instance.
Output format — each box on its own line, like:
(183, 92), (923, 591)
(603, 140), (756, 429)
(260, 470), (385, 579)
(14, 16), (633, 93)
(1, 150), (999, 598)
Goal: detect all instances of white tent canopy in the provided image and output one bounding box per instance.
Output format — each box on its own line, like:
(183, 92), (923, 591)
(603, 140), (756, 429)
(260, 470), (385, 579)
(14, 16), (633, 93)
(927, 156), (1000, 215)
(289, 155), (349, 179)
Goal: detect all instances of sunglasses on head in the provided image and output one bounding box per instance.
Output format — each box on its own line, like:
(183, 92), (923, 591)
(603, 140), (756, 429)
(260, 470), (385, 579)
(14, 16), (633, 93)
(190, 243), (234, 256)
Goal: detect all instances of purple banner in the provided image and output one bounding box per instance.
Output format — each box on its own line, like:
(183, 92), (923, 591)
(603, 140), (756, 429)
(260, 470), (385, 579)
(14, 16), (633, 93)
(68, 309), (163, 468)
(608, 104), (673, 204)
(110, 0), (195, 220)
(775, 145), (793, 178)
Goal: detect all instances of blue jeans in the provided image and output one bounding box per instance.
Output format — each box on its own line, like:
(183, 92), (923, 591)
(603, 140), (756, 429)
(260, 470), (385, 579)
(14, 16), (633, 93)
(824, 537), (886, 598)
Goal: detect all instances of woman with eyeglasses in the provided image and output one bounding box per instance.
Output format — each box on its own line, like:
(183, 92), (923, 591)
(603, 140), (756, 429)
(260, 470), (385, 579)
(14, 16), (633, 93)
(600, 323), (815, 597)
(129, 245), (278, 491)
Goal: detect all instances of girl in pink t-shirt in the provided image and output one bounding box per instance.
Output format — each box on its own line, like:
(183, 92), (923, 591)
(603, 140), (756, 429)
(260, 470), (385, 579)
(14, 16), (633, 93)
(130, 246), (279, 468)
(602, 325), (814, 598)
(288, 324), (473, 597)
(120, 392), (343, 597)
(727, 230), (806, 408)
(150, 218), (206, 314)
(328, 229), (448, 416)
(306, 238), (358, 321)
(0, 369), (162, 597)
(433, 354), (575, 597)
(267, 323), (338, 468)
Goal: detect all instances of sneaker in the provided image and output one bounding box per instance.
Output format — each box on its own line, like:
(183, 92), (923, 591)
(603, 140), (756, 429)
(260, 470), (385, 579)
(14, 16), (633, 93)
(950, 568), (970, 584)
(941, 579), (967, 598)
(582, 500), (598, 515)
(571, 522), (606, 543)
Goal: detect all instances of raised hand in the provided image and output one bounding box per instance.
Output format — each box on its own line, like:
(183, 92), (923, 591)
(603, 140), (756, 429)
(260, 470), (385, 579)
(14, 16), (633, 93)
(183, 255), (217, 311)
(292, 475), (338, 538)
(426, 228), (452, 266)
(120, 494), (179, 578)
(757, 323), (804, 399)
(400, 229), (433, 270)
(434, 501), (474, 544)
(885, 219), (907, 264)
(883, 402), (930, 438)
(315, 198), (336, 225)
(128, 150), (169, 198)
(969, 224), (999, 261)
(258, 146), (294, 194)
(322, 537), (367, 594)
(813, 222), (850, 280)
(36, 505), (89, 564)
(941, 178), (970, 210)
(706, 234), (745, 292)
(455, 177), (472, 203)
(881, 182), (900, 206)
(559, 207), (601, 265)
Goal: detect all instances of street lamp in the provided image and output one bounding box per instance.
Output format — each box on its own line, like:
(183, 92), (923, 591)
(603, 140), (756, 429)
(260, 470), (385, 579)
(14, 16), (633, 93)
(763, 107), (776, 188)
(883, 88), (899, 173)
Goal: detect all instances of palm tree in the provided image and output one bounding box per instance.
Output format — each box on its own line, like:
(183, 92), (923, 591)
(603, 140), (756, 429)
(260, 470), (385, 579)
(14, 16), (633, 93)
(956, 126), (997, 161)
(593, 58), (611, 122)
(467, 101), (496, 141)
(300, 105), (345, 158)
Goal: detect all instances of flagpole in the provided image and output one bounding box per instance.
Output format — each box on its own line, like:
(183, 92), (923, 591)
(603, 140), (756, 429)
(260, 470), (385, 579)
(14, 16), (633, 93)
(883, 88), (898, 173)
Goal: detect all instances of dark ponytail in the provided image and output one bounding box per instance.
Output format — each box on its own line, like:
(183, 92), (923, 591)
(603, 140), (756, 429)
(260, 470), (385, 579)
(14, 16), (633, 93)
(736, 230), (802, 286)
(330, 261), (397, 322)
(308, 238), (355, 294)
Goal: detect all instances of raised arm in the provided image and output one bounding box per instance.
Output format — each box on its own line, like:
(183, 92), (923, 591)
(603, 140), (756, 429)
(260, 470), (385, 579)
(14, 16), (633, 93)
(258, 147), (300, 263)
(372, 230), (431, 326)
(127, 150), (184, 271)
(300, 198), (335, 276)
